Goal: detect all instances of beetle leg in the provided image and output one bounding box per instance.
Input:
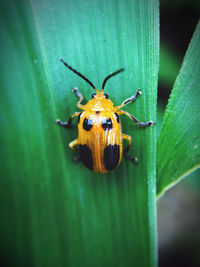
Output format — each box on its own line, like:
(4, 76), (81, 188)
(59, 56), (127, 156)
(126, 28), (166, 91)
(124, 153), (138, 163)
(69, 139), (79, 152)
(122, 133), (138, 163)
(122, 133), (132, 153)
(72, 87), (85, 110)
(56, 112), (80, 128)
(119, 110), (155, 127)
(115, 89), (141, 110)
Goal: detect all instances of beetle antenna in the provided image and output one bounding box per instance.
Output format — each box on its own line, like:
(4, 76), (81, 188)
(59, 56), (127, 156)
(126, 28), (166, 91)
(60, 59), (97, 91)
(101, 68), (124, 90)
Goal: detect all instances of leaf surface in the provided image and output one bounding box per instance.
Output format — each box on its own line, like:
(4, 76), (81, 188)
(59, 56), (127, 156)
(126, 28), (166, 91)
(0, 0), (159, 266)
(157, 21), (200, 196)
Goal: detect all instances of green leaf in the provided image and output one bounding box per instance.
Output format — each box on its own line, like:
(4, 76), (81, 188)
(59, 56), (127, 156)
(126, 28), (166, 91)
(0, 0), (159, 266)
(157, 21), (200, 197)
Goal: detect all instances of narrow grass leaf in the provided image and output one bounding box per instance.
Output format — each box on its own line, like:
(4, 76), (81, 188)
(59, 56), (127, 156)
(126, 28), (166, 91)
(157, 21), (200, 197)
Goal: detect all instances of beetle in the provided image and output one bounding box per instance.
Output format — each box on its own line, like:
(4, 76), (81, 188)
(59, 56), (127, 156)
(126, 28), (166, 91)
(56, 58), (155, 173)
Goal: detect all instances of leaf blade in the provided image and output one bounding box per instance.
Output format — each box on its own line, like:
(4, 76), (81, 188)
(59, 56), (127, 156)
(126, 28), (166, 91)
(157, 21), (200, 196)
(0, 0), (159, 266)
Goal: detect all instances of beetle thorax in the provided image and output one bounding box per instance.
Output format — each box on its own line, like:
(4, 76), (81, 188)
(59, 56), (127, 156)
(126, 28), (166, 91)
(85, 92), (114, 111)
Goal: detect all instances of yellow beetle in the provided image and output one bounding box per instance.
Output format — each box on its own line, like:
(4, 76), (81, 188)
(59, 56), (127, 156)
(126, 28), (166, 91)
(56, 59), (155, 173)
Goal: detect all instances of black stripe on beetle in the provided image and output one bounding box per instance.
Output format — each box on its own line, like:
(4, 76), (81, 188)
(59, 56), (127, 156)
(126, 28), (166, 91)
(78, 112), (82, 124)
(101, 118), (113, 131)
(114, 113), (120, 123)
(104, 144), (120, 171)
(79, 144), (93, 170)
(83, 118), (93, 131)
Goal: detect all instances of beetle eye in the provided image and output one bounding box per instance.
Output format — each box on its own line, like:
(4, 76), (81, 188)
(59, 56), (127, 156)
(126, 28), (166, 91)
(92, 93), (96, 98)
(104, 93), (109, 99)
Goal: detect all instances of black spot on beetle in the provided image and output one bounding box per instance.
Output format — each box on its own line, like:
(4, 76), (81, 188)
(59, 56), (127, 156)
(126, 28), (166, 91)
(101, 118), (113, 130)
(79, 145), (93, 170)
(114, 113), (120, 123)
(104, 93), (109, 99)
(104, 145), (120, 170)
(78, 112), (82, 124)
(96, 111), (100, 115)
(83, 118), (93, 131)
(92, 93), (96, 98)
